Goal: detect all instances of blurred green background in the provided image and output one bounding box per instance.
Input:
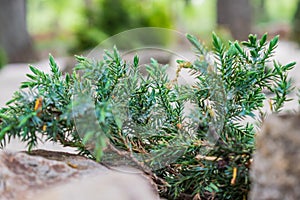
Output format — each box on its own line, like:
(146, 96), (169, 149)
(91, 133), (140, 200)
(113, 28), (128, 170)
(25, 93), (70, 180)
(1, 0), (300, 66)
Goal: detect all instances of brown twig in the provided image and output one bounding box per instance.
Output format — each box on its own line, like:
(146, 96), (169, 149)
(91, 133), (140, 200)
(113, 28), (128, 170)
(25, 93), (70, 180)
(103, 143), (169, 192)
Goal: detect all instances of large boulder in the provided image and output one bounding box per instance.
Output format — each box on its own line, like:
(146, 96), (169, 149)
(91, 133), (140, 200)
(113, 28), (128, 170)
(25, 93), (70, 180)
(0, 150), (159, 200)
(250, 114), (300, 199)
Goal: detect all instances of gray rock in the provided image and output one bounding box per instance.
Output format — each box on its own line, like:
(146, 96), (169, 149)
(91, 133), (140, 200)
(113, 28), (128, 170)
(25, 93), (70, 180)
(250, 114), (300, 200)
(0, 150), (159, 200)
(37, 169), (158, 200)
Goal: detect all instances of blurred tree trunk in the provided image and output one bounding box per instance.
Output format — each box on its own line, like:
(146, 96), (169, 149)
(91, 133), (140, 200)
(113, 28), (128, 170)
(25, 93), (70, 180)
(184, 0), (191, 6)
(292, 0), (300, 43)
(217, 0), (252, 40)
(255, 0), (268, 22)
(252, 0), (269, 23)
(259, 0), (266, 11)
(0, 0), (36, 63)
(84, 0), (92, 7)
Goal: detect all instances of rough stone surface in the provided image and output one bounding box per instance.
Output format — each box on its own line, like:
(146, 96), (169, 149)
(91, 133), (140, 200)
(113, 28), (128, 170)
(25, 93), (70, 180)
(37, 169), (158, 200)
(250, 114), (300, 200)
(0, 150), (159, 200)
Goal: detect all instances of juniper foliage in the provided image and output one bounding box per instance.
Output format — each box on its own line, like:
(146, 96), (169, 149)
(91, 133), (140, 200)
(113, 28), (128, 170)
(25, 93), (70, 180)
(0, 33), (295, 199)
